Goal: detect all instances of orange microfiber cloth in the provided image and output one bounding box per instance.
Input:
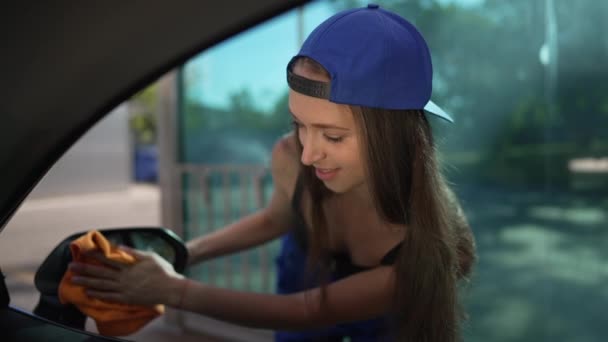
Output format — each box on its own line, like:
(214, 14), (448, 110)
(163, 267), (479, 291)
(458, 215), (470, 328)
(58, 230), (164, 336)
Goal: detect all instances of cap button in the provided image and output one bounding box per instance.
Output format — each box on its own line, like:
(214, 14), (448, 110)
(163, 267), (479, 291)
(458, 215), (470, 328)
(367, 4), (379, 9)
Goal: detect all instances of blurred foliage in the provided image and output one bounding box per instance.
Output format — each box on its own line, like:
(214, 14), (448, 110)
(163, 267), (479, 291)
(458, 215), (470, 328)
(129, 84), (159, 146)
(180, 87), (291, 164)
(182, 89), (290, 133)
(334, 0), (608, 190)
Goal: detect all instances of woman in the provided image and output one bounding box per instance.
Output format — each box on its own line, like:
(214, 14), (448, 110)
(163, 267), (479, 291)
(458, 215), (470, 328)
(70, 5), (476, 341)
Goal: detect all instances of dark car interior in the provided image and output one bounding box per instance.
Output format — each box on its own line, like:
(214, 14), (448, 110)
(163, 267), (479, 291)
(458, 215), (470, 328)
(0, 1), (308, 341)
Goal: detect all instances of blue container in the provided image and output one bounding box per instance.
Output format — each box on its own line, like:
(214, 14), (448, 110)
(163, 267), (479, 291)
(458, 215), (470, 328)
(134, 145), (158, 183)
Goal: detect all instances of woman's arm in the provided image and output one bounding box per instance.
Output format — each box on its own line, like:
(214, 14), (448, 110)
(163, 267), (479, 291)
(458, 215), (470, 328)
(185, 201), (288, 265)
(171, 266), (394, 330)
(72, 253), (395, 331)
(186, 135), (299, 265)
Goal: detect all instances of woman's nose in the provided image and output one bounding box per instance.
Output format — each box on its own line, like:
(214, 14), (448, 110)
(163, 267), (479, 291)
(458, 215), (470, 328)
(300, 135), (324, 166)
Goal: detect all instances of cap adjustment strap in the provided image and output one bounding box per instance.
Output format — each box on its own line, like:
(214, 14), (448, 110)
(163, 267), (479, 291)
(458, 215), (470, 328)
(287, 69), (331, 99)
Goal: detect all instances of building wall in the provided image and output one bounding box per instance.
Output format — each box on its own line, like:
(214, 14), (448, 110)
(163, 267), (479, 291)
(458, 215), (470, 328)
(28, 104), (131, 198)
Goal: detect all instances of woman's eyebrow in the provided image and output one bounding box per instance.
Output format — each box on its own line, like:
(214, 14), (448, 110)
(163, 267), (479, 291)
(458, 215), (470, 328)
(289, 112), (350, 131)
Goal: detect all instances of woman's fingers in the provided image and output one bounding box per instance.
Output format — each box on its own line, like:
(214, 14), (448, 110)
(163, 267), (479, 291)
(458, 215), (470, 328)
(83, 251), (129, 270)
(85, 289), (126, 304)
(69, 262), (120, 279)
(118, 245), (152, 259)
(71, 275), (120, 291)
(67, 247), (173, 306)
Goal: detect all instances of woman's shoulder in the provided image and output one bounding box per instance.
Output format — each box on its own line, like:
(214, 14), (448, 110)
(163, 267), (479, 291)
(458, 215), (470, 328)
(270, 132), (300, 196)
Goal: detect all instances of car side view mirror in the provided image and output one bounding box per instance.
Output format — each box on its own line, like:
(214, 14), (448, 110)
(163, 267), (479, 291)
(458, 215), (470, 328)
(32, 227), (188, 331)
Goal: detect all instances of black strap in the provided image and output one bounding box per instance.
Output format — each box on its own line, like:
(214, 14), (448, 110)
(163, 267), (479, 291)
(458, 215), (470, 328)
(287, 69), (331, 99)
(380, 242), (403, 265)
(1, 267), (9, 307)
(332, 241), (403, 277)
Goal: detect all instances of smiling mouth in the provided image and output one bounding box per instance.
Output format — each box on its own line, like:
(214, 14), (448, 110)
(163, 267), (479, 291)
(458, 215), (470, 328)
(314, 167), (339, 181)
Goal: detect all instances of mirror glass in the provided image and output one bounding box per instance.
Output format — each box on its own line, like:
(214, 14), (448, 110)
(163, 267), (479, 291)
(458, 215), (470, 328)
(103, 229), (177, 266)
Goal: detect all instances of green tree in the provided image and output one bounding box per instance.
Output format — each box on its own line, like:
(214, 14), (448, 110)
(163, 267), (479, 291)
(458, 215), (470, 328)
(333, 0), (608, 188)
(129, 84), (159, 146)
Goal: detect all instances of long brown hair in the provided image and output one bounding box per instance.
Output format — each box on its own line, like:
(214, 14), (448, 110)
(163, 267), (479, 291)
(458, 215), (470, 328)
(293, 57), (475, 341)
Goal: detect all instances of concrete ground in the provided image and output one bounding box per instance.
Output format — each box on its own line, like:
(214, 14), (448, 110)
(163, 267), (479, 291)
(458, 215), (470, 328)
(0, 185), (225, 342)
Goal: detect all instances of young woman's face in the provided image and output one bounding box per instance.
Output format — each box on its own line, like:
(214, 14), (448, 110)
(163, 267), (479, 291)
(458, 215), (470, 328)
(288, 63), (366, 194)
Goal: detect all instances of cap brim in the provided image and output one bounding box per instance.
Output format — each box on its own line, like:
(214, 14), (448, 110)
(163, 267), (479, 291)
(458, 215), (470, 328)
(424, 100), (453, 123)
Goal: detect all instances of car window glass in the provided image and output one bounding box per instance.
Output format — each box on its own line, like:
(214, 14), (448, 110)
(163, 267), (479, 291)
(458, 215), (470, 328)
(178, 1), (608, 341)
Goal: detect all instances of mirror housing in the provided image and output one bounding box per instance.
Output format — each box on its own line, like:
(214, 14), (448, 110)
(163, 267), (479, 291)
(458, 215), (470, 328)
(33, 227), (188, 330)
(1, 267), (9, 308)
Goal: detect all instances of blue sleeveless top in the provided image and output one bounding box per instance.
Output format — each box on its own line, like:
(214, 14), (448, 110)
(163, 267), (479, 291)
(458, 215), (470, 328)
(273, 176), (398, 341)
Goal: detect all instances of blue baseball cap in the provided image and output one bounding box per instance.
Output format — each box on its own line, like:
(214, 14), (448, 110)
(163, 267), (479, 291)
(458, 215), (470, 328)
(287, 4), (453, 123)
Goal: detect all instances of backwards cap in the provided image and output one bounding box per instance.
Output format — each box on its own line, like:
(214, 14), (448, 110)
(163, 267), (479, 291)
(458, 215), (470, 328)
(287, 4), (452, 122)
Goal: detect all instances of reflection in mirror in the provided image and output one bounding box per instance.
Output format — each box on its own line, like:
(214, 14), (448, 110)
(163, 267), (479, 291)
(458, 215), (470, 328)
(104, 230), (177, 265)
(95, 227), (186, 272)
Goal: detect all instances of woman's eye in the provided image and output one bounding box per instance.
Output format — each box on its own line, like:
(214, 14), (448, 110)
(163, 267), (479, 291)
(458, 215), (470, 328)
(325, 135), (343, 143)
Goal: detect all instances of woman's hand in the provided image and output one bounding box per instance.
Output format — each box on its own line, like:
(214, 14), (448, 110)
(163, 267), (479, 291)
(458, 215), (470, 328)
(69, 246), (185, 306)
